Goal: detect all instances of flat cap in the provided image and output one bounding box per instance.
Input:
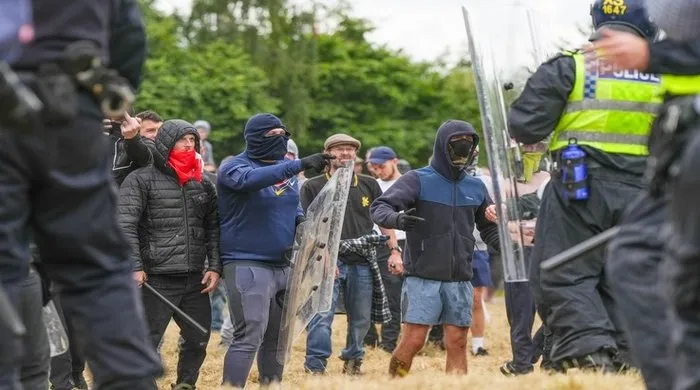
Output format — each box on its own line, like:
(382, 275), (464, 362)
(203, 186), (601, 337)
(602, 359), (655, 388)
(324, 133), (361, 151)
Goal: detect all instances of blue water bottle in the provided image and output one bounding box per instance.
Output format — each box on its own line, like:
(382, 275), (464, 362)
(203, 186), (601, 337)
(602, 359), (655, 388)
(560, 138), (589, 200)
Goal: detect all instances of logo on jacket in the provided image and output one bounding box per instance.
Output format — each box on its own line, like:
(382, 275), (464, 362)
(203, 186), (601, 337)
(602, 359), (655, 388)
(273, 177), (297, 196)
(362, 196), (370, 207)
(595, 60), (660, 84)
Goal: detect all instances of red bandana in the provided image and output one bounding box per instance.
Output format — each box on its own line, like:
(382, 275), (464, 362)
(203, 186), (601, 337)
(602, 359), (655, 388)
(168, 149), (202, 186)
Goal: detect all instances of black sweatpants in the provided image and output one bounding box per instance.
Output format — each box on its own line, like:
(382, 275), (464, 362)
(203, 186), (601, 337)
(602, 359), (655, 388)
(606, 191), (672, 389)
(530, 168), (643, 362)
(666, 126), (700, 390)
(141, 273), (212, 387)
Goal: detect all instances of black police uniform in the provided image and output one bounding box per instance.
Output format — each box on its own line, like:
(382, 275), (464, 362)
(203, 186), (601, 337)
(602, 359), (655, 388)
(0, 1), (161, 389)
(606, 38), (700, 390)
(508, 52), (647, 368)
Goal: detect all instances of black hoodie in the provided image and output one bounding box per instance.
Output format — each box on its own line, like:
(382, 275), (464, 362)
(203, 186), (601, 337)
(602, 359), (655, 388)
(118, 119), (221, 275)
(371, 120), (500, 282)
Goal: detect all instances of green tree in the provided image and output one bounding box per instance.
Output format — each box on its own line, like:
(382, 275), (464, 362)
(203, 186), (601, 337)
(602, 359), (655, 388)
(136, 5), (278, 160)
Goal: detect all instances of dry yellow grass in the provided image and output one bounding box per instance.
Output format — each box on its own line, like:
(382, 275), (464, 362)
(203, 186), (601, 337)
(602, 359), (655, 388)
(156, 298), (645, 390)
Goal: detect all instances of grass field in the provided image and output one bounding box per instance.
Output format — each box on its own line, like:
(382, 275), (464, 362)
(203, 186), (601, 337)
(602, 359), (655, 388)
(156, 298), (646, 390)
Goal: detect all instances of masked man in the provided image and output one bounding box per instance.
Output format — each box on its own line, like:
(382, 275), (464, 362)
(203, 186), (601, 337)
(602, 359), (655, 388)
(217, 113), (332, 387)
(118, 120), (221, 390)
(371, 120), (499, 377)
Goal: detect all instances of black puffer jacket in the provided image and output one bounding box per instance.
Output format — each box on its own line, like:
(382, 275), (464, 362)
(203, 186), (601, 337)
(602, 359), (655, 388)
(118, 119), (221, 275)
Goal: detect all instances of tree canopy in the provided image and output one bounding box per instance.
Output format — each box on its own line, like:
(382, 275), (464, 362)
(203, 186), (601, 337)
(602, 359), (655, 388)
(135, 0), (485, 167)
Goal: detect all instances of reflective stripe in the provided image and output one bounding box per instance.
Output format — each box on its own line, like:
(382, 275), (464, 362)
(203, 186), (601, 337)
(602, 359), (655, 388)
(564, 100), (660, 114)
(556, 131), (648, 145)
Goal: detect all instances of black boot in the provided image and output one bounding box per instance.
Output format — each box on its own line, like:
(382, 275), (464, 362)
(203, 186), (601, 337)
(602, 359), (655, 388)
(342, 359), (364, 376)
(559, 350), (617, 373)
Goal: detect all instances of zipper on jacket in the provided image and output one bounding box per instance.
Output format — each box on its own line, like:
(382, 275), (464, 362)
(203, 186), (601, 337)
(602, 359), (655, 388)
(182, 186), (191, 271)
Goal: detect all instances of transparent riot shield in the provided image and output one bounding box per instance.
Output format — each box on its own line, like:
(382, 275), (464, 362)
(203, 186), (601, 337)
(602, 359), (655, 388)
(462, 1), (557, 282)
(277, 162), (353, 364)
(43, 300), (69, 357)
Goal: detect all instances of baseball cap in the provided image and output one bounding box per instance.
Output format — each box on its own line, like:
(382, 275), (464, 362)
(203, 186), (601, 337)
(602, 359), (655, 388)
(368, 146), (397, 165)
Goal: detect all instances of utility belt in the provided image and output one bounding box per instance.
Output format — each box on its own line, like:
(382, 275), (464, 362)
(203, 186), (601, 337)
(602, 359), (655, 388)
(0, 41), (134, 131)
(647, 94), (700, 197)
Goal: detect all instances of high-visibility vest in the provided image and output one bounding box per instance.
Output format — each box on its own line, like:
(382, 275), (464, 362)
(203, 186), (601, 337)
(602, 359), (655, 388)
(661, 74), (700, 96)
(549, 51), (662, 156)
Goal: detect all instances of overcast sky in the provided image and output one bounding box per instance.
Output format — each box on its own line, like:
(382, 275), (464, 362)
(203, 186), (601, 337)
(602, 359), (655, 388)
(154, 0), (594, 62)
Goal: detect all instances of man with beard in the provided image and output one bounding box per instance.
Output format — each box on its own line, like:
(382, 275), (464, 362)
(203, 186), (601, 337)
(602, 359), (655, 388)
(217, 114), (332, 387)
(302, 135), (401, 375)
(364, 146), (405, 353)
(371, 120), (499, 377)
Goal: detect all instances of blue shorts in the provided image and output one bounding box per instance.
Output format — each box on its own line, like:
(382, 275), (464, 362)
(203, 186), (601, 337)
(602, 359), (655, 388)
(401, 276), (473, 327)
(471, 250), (492, 287)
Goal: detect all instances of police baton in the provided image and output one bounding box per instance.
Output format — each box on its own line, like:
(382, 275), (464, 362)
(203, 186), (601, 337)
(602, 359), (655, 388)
(540, 226), (621, 271)
(0, 284), (26, 337)
(143, 282), (208, 336)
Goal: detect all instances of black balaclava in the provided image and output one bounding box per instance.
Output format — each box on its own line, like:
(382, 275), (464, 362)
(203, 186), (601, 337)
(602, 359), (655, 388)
(244, 113), (289, 161)
(447, 136), (476, 178)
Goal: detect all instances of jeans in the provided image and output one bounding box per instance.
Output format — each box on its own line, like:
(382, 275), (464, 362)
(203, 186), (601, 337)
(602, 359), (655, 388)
(304, 262), (373, 372)
(210, 282), (227, 331)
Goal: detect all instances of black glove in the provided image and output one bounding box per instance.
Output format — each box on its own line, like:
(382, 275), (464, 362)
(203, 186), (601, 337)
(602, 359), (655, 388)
(300, 153), (335, 172)
(396, 208), (425, 231)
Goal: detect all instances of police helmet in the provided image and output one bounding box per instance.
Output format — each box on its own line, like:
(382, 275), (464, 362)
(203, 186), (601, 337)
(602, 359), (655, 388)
(590, 0), (658, 40)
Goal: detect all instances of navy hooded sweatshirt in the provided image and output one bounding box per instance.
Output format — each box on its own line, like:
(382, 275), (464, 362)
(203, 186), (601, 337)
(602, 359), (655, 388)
(217, 114), (305, 264)
(370, 120), (500, 282)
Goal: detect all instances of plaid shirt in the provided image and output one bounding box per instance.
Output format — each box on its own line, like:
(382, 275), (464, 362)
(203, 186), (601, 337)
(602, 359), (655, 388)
(338, 234), (392, 324)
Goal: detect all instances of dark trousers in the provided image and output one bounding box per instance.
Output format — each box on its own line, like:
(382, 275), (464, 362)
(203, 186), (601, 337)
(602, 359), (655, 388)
(530, 170), (643, 362)
(0, 95), (161, 390)
(364, 240), (405, 351)
(50, 290), (87, 390)
(142, 273), (212, 387)
(19, 268), (50, 390)
(504, 281), (537, 370)
(666, 127), (700, 390)
(606, 191), (672, 390)
(223, 262), (288, 387)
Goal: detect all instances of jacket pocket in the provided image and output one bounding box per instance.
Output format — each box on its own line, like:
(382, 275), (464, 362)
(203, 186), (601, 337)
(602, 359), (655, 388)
(147, 231), (182, 267)
(413, 232), (453, 280)
(190, 192), (210, 218)
(455, 233), (476, 281)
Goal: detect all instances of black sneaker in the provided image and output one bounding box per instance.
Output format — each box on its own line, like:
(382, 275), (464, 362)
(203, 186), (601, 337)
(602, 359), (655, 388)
(472, 347), (489, 356)
(500, 361), (534, 377)
(342, 359), (364, 376)
(72, 374), (89, 390)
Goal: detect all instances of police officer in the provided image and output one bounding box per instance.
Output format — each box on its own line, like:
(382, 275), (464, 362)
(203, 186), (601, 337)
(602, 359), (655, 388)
(0, 1), (162, 389)
(591, 1), (700, 388)
(508, 0), (660, 372)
